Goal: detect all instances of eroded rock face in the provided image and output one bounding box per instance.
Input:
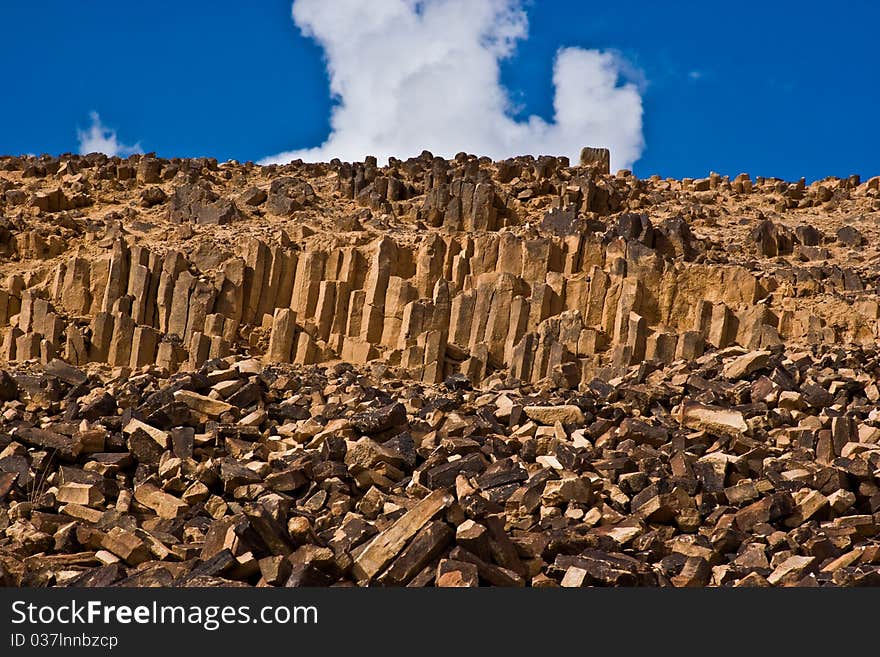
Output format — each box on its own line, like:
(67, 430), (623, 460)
(0, 162), (876, 381)
(1, 149), (877, 393)
(266, 177), (316, 216)
(1, 149), (880, 587)
(168, 183), (242, 225)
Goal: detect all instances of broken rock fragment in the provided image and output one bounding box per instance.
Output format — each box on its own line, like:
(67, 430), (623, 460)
(679, 399), (749, 437)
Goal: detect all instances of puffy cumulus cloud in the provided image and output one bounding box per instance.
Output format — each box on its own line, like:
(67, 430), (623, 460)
(262, 0), (644, 170)
(77, 111), (142, 157)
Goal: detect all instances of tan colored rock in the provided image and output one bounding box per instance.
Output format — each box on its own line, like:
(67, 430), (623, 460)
(173, 389), (234, 417)
(352, 489), (453, 582)
(266, 307), (297, 363)
(130, 326), (159, 368)
(722, 350), (771, 379)
(767, 555), (816, 586)
(123, 418), (170, 449)
(101, 527), (150, 565)
(107, 312), (135, 367)
(541, 476), (592, 506)
(679, 399), (748, 437)
(133, 483), (188, 519)
(56, 482), (103, 507)
(523, 404), (585, 425)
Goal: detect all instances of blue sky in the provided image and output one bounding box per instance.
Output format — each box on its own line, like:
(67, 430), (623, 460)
(2, 0), (878, 181)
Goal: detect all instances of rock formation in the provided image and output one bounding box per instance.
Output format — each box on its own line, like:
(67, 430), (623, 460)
(0, 148), (879, 586)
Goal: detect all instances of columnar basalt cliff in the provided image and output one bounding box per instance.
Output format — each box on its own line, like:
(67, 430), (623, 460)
(2, 150), (878, 382)
(1, 149), (879, 587)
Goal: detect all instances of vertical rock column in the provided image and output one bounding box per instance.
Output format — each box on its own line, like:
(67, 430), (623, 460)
(341, 237), (395, 364)
(241, 238), (269, 326)
(156, 251), (188, 334)
(101, 239), (130, 313)
(266, 308), (297, 363)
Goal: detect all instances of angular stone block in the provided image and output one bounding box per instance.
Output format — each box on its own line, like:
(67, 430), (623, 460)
(346, 289), (366, 338)
(101, 240), (130, 313)
(341, 337), (378, 364)
(645, 331), (678, 364)
(626, 312), (647, 363)
(314, 281), (337, 341)
(89, 312), (115, 362)
(156, 341), (184, 373)
(708, 303), (737, 348)
(65, 325), (88, 365)
(612, 279), (643, 346)
(266, 308), (296, 363)
(676, 330), (705, 361)
(18, 290), (35, 334)
(585, 266), (610, 327)
(449, 291), (475, 347)
(293, 331), (317, 365)
(1, 327), (23, 361)
(60, 256), (91, 315)
(16, 332), (41, 361)
(107, 313), (135, 367)
(185, 279), (216, 344)
(188, 331), (211, 370)
(290, 250), (325, 320)
(167, 270), (195, 339)
(209, 336), (228, 360)
(130, 326), (160, 368)
(156, 251), (188, 333)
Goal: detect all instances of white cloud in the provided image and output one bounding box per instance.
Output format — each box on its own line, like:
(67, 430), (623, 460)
(262, 0), (644, 171)
(77, 111), (142, 157)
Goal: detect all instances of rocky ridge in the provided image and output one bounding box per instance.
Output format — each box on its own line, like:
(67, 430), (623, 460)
(0, 148), (879, 586)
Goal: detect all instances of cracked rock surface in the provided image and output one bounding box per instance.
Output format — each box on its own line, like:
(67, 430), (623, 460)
(1, 150), (880, 586)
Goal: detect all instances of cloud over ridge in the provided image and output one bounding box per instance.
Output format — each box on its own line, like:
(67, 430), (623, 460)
(263, 0), (644, 170)
(77, 111), (141, 157)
